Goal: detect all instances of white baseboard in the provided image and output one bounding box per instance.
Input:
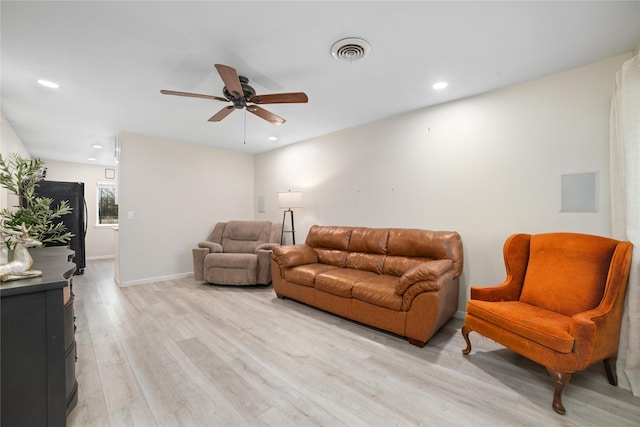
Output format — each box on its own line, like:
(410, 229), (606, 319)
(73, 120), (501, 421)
(119, 272), (194, 287)
(86, 255), (115, 261)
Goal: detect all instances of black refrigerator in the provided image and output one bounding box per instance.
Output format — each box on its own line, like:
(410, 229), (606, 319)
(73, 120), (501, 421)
(35, 181), (87, 274)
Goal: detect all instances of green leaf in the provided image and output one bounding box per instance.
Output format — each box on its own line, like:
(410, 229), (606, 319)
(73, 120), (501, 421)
(0, 153), (72, 246)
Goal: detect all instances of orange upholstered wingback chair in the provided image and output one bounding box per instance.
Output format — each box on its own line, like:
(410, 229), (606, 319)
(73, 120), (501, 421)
(461, 232), (633, 415)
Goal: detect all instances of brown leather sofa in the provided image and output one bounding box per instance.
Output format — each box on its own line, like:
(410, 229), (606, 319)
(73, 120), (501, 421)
(193, 220), (282, 285)
(271, 225), (463, 346)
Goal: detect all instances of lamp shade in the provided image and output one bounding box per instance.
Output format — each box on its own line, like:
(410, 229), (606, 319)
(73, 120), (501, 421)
(278, 191), (303, 208)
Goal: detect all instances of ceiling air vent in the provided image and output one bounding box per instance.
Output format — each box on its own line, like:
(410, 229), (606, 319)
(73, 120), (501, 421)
(330, 37), (371, 63)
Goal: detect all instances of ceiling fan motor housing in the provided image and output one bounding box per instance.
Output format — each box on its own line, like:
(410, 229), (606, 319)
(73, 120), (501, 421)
(223, 76), (256, 108)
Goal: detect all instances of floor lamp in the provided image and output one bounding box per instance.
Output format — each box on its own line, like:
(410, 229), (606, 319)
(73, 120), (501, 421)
(278, 190), (302, 245)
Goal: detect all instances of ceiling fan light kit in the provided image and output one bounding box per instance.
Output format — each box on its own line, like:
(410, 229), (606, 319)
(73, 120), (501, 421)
(330, 37), (371, 62)
(161, 64), (308, 126)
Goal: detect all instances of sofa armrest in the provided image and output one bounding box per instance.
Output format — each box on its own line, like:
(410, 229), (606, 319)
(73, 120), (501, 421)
(272, 244), (318, 270)
(256, 242), (280, 252)
(198, 241), (223, 253)
(192, 247), (210, 281)
(401, 268), (458, 311)
(396, 259), (453, 295)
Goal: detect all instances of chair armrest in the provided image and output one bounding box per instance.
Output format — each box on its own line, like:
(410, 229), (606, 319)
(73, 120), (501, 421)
(470, 281), (522, 302)
(192, 247), (210, 281)
(272, 244), (318, 270)
(256, 249), (274, 284)
(570, 304), (622, 366)
(396, 259), (453, 295)
(256, 242), (279, 252)
(198, 241), (223, 253)
(569, 242), (632, 366)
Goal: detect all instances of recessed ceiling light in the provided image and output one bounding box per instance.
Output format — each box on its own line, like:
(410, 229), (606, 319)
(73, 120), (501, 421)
(88, 157), (97, 161)
(268, 136), (278, 141)
(37, 79), (60, 89)
(433, 81), (448, 90)
(92, 144), (104, 149)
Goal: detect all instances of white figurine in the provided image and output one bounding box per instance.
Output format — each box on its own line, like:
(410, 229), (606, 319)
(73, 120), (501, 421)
(0, 223), (43, 282)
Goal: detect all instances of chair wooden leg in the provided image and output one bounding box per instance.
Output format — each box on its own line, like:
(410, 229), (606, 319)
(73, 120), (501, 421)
(461, 325), (472, 355)
(604, 357), (618, 386)
(547, 369), (571, 415)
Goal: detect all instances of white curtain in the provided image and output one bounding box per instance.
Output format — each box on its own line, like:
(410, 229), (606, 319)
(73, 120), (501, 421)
(610, 54), (640, 396)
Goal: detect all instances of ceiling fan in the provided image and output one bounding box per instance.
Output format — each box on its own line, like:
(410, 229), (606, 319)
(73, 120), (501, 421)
(161, 64), (308, 125)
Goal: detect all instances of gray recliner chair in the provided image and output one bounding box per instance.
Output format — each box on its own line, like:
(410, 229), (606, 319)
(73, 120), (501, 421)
(193, 220), (283, 285)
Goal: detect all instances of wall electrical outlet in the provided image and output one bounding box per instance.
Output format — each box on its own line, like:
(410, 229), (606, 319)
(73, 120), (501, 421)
(127, 210), (135, 220)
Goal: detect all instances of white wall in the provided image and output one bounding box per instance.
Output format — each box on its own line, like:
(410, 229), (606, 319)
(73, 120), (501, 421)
(254, 54), (631, 312)
(41, 159), (117, 260)
(117, 132), (254, 285)
(0, 114), (30, 210)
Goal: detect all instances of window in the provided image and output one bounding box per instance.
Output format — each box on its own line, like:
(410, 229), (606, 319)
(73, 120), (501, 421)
(97, 181), (118, 225)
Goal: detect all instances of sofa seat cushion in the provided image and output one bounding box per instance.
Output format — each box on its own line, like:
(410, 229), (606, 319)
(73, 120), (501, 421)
(283, 263), (340, 287)
(352, 275), (402, 311)
(466, 300), (574, 353)
(315, 268), (378, 297)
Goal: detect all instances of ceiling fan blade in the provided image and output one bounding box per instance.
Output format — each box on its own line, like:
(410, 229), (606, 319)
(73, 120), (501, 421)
(160, 89), (227, 102)
(214, 64), (244, 99)
(247, 105), (285, 125)
(208, 106), (236, 122)
(248, 92), (309, 104)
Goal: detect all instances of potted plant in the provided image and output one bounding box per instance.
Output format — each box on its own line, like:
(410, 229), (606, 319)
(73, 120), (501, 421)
(0, 153), (74, 253)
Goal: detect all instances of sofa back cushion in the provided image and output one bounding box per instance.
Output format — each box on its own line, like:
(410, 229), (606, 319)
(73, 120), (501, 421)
(387, 229), (463, 276)
(346, 252), (385, 274)
(315, 249), (348, 267)
(342, 228), (389, 273)
(306, 225), (352, 267)
(207, 222), (227, 244)
(519, 233), (618, 316)
(305, 225), (463, 277)
(220, 221), (272, 254)
(306, 225), (352, 250)
(348, 228), (389, 254)
(383, 256), (433, 277)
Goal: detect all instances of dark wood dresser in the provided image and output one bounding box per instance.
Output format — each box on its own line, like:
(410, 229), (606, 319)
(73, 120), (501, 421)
(1, 247), (78, 427)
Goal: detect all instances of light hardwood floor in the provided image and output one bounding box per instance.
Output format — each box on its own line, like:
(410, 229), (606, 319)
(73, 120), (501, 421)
(68, 260), (640, 427)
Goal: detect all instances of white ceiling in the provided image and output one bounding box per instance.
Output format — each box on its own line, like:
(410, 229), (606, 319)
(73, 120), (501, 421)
(2, 1), (639, 166)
